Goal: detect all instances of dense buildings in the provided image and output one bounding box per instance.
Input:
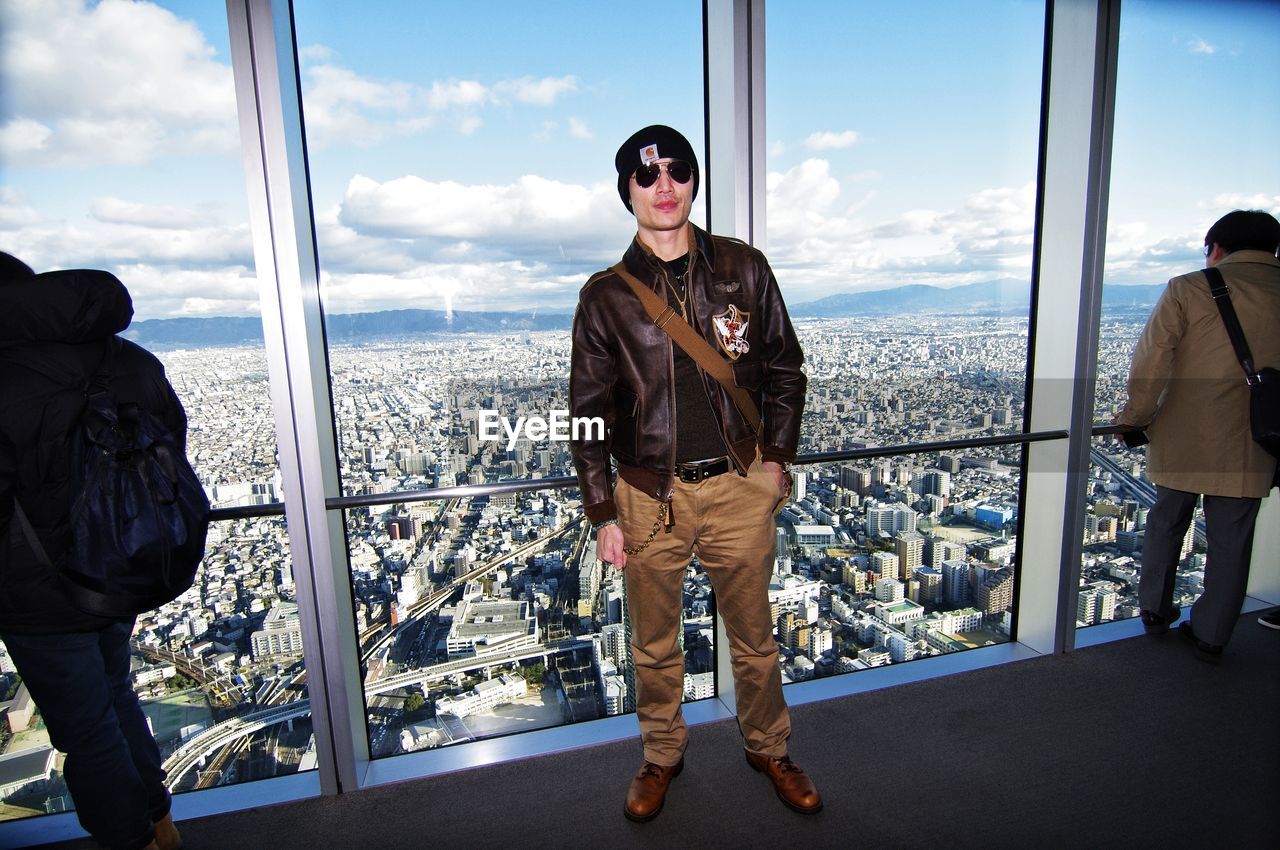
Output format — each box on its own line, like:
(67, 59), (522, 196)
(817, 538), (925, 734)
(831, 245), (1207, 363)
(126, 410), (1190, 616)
(0, 310), (1201, 813)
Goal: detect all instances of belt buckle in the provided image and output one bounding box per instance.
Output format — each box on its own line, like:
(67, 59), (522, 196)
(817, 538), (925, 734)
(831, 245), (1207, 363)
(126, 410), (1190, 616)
(677, 457), (723, 483)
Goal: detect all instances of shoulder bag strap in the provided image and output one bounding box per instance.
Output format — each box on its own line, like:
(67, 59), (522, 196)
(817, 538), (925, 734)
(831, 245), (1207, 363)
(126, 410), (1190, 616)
(611, 262), (762, 435)
(1203, 266), (1260, 383)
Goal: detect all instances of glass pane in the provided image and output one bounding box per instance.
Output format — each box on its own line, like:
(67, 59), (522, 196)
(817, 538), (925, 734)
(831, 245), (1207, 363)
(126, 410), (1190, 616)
(761, 0), (1040, 679)
(0, 1), (313, 820)
(1081, 0), (1280, 630)
(292, 0), (707, 755)
(766, 0), (1044, 452)
(776, 453), (1020, 680)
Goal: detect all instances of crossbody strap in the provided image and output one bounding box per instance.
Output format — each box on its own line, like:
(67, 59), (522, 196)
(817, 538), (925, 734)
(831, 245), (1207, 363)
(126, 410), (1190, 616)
(1203, 266), (1261, 384)
(611, 262), (762, 435)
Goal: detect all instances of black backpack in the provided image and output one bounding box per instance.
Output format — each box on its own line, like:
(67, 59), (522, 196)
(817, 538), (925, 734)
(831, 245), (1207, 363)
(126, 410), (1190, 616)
(13, 338), (210, 618)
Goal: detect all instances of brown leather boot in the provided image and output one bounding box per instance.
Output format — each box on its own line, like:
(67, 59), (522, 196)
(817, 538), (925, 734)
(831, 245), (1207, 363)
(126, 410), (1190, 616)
(623, 758), (684, 822)
(745, 751), (823, 814)
(153, 813), (183, 850)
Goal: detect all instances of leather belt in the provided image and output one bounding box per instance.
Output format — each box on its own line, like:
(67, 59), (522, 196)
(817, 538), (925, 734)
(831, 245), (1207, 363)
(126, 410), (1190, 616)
(675, 455), (732, 483)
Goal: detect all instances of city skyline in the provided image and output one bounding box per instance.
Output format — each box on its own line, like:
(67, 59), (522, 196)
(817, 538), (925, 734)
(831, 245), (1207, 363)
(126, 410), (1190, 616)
(3, 0), (1276, 321)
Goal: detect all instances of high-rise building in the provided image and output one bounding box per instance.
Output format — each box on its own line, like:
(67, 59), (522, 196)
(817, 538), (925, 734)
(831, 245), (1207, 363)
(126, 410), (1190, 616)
(942, 559), (972, 607)
(975, 567), (1014, 616)
(1076, 581), (1119, 626)
(875, 577), (905, 603)
(870, 551), (899, 582)
(913, 565), (943, 606)
(895, 530), (925, 582)
(920, 469), (952, 498)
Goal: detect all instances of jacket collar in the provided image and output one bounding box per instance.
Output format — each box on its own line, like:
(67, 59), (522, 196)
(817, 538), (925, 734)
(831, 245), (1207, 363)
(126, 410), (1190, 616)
(622, 223), (717, 283)
(1216, 249), (1280, 270)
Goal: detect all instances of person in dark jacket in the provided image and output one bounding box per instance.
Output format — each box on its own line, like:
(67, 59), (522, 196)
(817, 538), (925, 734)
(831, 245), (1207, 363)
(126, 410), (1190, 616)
(0, 252), (184, 850)
(570, 127), (820, 822)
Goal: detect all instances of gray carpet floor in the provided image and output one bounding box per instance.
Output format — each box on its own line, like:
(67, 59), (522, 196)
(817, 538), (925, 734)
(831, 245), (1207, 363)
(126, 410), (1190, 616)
(38, 612), (1280, 849)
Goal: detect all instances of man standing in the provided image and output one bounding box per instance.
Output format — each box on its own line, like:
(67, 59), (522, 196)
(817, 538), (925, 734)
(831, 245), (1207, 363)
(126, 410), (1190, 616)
(1115, 210), (1280, 659)
(570, 126), (820, 821)
(0, 253), (185, 850)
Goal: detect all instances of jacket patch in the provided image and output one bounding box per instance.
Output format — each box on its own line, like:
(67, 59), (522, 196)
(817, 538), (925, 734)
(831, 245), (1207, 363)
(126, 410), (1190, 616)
(713, 279), (741, 293)
(712, 304), (750, 359)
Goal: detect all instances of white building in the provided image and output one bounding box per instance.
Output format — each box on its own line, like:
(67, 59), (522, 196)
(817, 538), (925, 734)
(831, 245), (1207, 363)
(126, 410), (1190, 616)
(435, 673), (528, 718)
(874, 599), (925, 626)
(446, 599), (538, 659)
(683, 671), (715, 700)
(250, 602), (304, 659)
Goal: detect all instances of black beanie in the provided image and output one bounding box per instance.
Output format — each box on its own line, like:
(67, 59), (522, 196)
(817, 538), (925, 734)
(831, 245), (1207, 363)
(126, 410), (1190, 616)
(614, 125), (699, 214)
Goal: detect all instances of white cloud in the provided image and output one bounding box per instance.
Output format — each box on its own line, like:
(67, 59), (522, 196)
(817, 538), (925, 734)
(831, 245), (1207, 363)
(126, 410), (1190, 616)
(1105, 196), (1280, 285)
(0, 187), (41, 230)
(804, 130), (860, 150)
(302, 64), (423, 148)
(300, 54), (579, 147)
(5, 210), (254, 289)
(114, 263), (262, 321)
(0, 0), (238, 167)
(427, 79), (490, 110)
(0, 117), (53, 157)
(569, 117), (594, 140)
(320, 261), (587, 315)
(764, 158), (1039, 300)
(493, 75), (578, 106)
(336, 172), (633, 265)
(91, 197), (218, 229)
(1188, 37), (1216, 55)
(1205, 192), (1280, 212)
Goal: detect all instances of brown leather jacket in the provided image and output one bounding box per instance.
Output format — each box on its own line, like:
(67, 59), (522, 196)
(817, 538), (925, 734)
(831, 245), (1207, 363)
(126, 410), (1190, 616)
(570, 224), (806, 525)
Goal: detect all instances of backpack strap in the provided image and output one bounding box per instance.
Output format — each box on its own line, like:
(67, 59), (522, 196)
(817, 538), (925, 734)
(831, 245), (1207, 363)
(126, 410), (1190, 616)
(12, 501), (55, 569)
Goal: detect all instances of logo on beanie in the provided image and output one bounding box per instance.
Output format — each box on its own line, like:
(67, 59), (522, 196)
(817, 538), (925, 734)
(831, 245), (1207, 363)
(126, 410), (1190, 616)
(640, 144), (660, 165)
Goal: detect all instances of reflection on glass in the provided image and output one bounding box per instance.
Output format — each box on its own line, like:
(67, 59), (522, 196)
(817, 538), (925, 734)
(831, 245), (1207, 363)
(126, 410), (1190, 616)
(0, 0), (313, 818)
(766, 0), (1043, 447)
(1082, 0), (1280, 629)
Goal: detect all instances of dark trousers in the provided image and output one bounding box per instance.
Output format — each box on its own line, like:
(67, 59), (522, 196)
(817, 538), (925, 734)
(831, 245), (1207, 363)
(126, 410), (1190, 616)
(1, 621), (169, 850)
(1139, 486), (1262, 647)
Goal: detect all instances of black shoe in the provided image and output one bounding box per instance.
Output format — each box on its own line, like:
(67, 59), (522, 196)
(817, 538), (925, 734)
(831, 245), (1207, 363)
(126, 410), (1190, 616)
(1259, 609), (1280, 631)
(1178, 621), (1223, 662)
(1140, 608), (1178, 636)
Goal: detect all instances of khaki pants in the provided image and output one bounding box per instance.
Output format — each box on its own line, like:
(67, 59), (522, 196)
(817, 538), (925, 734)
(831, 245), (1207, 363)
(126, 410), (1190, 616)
(616, 458), (790, 766)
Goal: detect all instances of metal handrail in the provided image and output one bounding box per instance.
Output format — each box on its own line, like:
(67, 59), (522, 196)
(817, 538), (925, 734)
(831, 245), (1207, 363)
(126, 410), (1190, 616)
(208, 426), (1081, 523)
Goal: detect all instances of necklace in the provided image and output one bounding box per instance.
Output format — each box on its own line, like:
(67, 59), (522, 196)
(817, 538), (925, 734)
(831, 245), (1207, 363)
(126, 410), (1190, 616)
(664, 255), (691, 318)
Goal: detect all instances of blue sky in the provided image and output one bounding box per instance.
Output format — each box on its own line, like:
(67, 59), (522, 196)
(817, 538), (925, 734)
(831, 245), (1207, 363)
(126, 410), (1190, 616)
(1, 0), (1276, 320)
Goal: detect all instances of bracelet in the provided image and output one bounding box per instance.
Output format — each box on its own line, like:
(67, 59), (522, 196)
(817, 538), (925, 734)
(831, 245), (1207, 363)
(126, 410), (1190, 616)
(593, 518), (619, 532)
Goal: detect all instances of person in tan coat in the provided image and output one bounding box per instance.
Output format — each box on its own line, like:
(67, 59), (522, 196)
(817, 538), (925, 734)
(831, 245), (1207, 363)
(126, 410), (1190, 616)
(1116, 210), (1280, 658)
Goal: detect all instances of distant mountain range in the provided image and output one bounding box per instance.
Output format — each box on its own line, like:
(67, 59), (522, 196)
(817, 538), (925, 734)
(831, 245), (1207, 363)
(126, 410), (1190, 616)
(793, 280), (1166, 318)
(122, 281), (1168, 349)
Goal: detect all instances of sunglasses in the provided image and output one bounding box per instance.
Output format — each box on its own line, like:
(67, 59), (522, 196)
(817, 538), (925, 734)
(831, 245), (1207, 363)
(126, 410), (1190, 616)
(633, 160), (693, 189)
